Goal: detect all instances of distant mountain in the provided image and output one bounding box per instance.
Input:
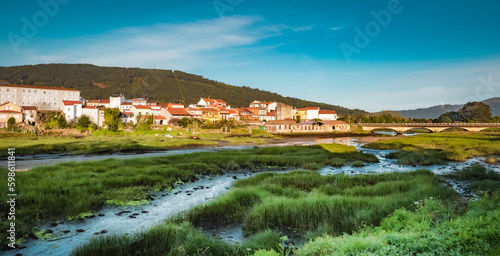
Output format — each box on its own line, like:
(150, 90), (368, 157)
(397, 98), (500, 119)
(0, 64), (367, 116)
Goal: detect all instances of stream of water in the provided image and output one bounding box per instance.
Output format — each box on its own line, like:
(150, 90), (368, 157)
(4, 135), (499, 256)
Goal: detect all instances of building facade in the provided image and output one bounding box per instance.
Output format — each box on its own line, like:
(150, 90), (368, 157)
(0, 84), (80, 110)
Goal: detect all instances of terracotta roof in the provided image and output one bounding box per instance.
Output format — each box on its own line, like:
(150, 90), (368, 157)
(0, 102), (10, 107)
(62, 100), (82, 105)
(299, 107), (320, 111)
(266, 112), (275, 116)
(0, 110), (22, 114)
(319, 110), (337, 114)
(0, 84), (80, 91)
(132, 105), (151, 109)
(154, 116), (166, 120)
(202, 108), (219, 112)
(87, 99), (110, 103)
(168, 103), (184, 107)
(122, 112), (134, 115)
(121, 102), (133, 105)
(187, 107), (201, 111)
(166, 108), (190, 115)
(21, 106), (37, 110)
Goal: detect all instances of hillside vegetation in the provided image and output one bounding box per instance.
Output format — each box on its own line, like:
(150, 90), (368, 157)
(0, 64), (367, 116)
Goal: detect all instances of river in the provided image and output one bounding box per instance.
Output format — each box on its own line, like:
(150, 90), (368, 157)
(4, 134), (499, 256)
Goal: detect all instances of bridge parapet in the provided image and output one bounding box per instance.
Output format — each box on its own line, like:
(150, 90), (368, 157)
(355, 123), (500, 134)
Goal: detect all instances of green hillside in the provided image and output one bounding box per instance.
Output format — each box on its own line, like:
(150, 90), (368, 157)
(0, 64), (366, 116)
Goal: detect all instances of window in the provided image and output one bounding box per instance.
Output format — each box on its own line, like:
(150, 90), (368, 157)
(6, 89), (10, 92)
(49, 97), (52, 100)
(34, 90), (37, 93)
(0, 94), (3, 98)
(34, 96), (37, 99)
(28, 90), (30, 93)
(43, 91), (46, 94)
(7, 95), (9, 98)
(23, 89), (25, 92)
(55, 91), (58, 94)
(29, 96), (32, 99)
(63, 97), (66, 100)
(44, 97), (46, 100)
(13, 89), (16, 92)
(63, 92), (66, 95)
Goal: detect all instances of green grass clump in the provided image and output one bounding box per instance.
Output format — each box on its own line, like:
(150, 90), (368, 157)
(177, 170), (456, 237)
(448, 164), (500, 180)
(351, 160), (365, 167)
(296, 195), (500, 256)
(366, 132), (500, 164)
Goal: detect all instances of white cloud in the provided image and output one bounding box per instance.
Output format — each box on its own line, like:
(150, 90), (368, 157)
(20, 16), (281, 71)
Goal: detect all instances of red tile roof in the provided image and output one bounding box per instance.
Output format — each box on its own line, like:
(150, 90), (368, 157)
(21, 106), (37, 110)
(299, 107), (320, 111)
(0, 110), (22, 114)
(202, 108), (219, 112)
(122, 112), (134, 115)
(121, 102), (133, 105)
(132, 105), (151, 109)
(319, 110), (337, 114)
(62, 100), (82, 105)
(0, 84), (80, 91)
(154, 116), (166, 120)
(166, 108), (190, 115)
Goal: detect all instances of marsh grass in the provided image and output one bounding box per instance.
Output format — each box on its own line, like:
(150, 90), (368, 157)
(178, 170), (456, 237)
(0, 144), (376, 244)
(72, 170), (460, 256)
(366, 132), (500, 164)
(296, 195), (500, 256)
(0, 134), (218, 157)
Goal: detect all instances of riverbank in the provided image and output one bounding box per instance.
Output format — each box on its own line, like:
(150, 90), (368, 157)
(365, 131), (500, 165)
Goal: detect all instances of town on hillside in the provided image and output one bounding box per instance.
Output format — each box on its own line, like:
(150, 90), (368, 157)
(0, 83), (349, 133)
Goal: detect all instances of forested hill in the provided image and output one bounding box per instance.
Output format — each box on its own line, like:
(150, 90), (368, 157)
(0, 64), (367, 116)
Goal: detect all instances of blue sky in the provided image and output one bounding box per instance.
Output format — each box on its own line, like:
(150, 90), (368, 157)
(1, 0), (500, 112)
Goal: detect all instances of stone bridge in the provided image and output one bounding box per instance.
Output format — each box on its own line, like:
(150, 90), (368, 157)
(358, 123), (500, 134)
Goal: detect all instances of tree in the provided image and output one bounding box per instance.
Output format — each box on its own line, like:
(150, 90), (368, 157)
(458, 102), (492, 123)
(438, 111), (458, 123)
(7, 117), (16, 131)
(57, 115), (67, 128)
(104, 108), (121, 132)
(296, 116), (301, 124)
(77, 115), (92, 128)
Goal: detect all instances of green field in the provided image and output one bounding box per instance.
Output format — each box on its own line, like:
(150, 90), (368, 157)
(365, 132), (500, 165)
(0, 144), (377, 244)
(0, 130), (282, 157)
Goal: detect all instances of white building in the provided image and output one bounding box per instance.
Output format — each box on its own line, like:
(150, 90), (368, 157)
(82, 106), (104, 127)
(62, 100), (82, 121)
(110, 94), (126, 109)
(0, 84), (80, 110)
(318, 110), (338, 121)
